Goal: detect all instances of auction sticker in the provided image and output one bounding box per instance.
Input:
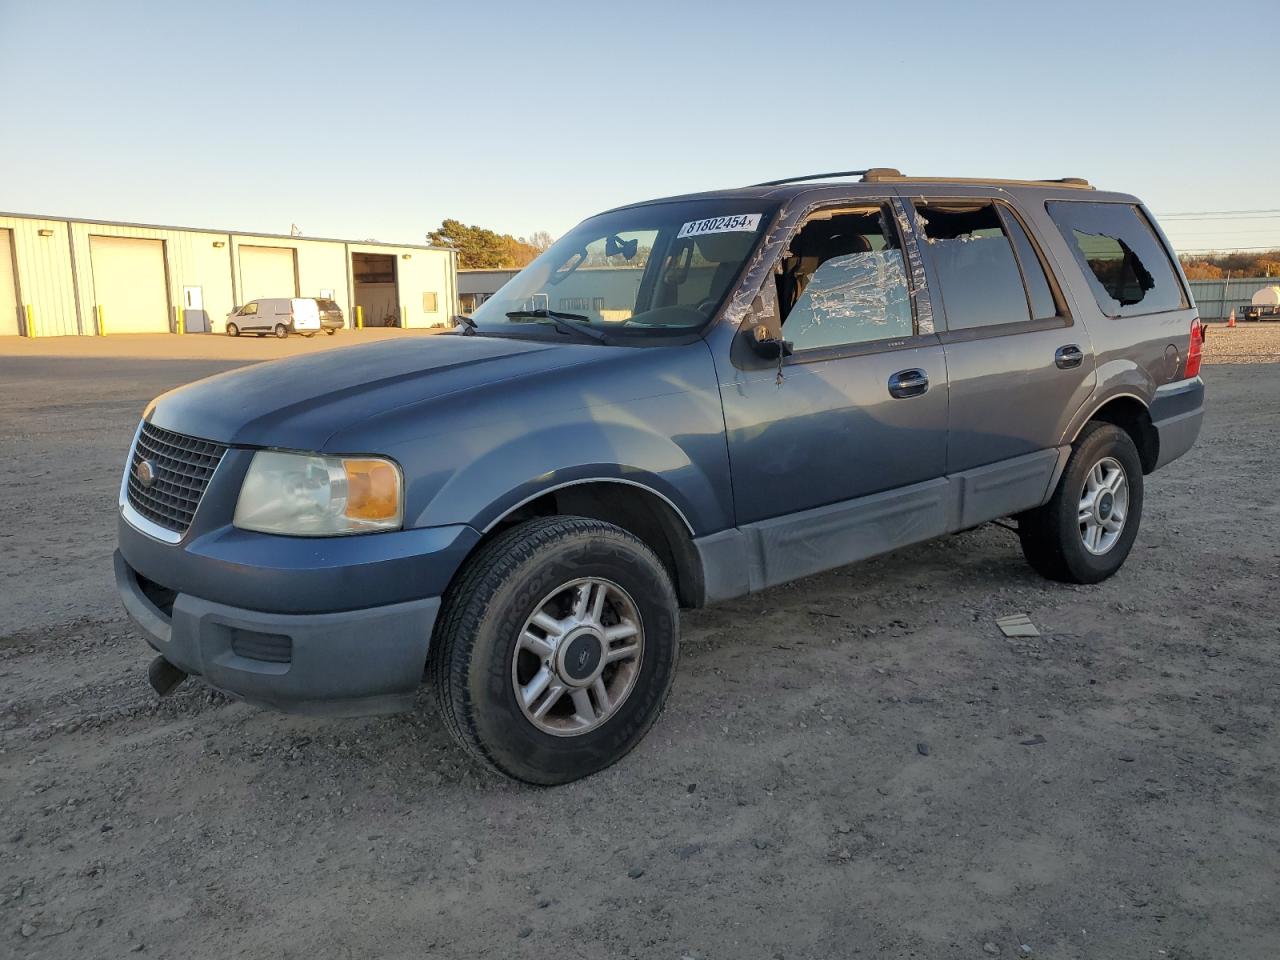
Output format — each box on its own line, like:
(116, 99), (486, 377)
(677, 213), (762, 239)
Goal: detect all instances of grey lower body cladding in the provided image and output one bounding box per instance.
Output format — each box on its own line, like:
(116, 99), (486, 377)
(694, 446), (1065, 602)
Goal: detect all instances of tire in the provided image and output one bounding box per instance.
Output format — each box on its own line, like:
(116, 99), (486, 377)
(274, 324), (288, 339)
(1018, 422), (1144, 584)
(303, 332), (316, 338)
(324, 328), (336, 336)
(226, 322), (239, 337)
(431, 516), (679, 785)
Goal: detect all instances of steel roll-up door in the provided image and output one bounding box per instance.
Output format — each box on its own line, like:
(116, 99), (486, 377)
(89, 236), (170, 334)
(240, 245), (298, 303)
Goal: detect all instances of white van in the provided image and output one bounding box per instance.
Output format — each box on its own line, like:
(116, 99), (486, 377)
(225, 298), (322, 338)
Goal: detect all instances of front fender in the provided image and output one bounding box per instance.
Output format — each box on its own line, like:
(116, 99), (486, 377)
(412, 397), (731, 534)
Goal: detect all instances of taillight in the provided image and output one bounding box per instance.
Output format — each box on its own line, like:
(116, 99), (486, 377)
(1185, 317), (1203, 378)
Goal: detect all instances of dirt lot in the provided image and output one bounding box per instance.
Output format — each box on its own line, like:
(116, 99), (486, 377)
(2, 331), (1278, 959)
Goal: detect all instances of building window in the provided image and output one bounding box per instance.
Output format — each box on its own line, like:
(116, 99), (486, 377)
(422, 292), (439, 313)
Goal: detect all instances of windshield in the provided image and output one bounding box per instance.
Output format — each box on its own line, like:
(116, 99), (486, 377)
(469, 198), (777, 337)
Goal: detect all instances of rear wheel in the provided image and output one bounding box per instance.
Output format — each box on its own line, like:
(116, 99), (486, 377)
(274, 324), (288, 339)
(324, 328), (336, 336)
(431, 516), (679, 785)
(1018, 422), (1144, 583)
(226, 322), (239, 337)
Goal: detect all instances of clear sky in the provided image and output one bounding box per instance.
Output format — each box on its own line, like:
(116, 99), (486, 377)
(2, 0), (1277, 251)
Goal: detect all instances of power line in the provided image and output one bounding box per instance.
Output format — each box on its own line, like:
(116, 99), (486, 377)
(1157, 208), (1280, 219)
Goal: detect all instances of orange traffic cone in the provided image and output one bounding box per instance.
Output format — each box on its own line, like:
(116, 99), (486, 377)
(1227, 308), (1237, 328)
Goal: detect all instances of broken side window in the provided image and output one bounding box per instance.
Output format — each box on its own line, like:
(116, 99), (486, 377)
(912, 201), (1033, 331)
(778, 205), (914, 351)
(1046, 201), (1186, 317)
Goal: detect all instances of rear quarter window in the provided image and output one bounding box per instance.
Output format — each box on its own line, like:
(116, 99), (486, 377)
(1046, 201), (1186, 317)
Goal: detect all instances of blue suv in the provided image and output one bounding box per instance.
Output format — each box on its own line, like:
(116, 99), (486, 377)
(116, 170), (1205, 783)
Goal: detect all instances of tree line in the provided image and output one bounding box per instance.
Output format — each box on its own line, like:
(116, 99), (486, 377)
(428, 220), (555, 269)
(1178, 250), (1280, 280)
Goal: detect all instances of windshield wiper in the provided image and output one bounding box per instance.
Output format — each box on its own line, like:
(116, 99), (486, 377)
(505, 309), (609, 342)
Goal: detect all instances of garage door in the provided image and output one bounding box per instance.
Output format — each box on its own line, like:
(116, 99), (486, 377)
(240, 245), (297, 303)
(0, 230), (18, 336)
(89, 236), (169, 334)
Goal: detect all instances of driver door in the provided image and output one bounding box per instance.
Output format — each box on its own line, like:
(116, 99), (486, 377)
(717, 199), (949, 585)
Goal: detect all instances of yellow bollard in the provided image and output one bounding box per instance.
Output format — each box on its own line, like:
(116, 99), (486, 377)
(401, 306), (407, 328)
(178, 307), (185, 335)
(25, 304), (35, 338)
(356, 305), (363, 329)
(97, 304), (105, 336)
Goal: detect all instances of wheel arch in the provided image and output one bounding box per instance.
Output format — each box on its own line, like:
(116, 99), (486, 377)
(475, 478), (705, 609)
(1071, 393), (1159, 474)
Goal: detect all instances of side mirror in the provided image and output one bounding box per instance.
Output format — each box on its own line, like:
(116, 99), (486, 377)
(750, 322), (793, 360)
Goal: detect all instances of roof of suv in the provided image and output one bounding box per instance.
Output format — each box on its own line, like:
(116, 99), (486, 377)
(605, 168), (1141, 214)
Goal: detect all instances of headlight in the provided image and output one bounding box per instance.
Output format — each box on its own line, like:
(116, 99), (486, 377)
(233, 451), (403, 536)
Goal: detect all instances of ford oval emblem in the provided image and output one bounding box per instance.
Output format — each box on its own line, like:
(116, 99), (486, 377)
(135, 459), (156, 489)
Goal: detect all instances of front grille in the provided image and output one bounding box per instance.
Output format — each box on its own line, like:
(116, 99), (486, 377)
(126, 422), (228, 535)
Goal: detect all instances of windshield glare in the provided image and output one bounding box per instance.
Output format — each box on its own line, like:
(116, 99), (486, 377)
(470, 200), (776, 335)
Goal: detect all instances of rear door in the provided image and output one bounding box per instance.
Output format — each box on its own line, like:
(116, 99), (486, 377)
(291, 298), (320, 331)
(903, 192), (1096, 521)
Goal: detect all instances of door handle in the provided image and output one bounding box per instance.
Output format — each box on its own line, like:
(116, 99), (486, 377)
(888, 368), (929, 399)
(1055, 344), (1084, 369)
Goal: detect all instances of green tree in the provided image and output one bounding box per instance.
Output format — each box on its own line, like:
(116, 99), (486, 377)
(428, 219), (510, 268)
(428, 220), (554, 269)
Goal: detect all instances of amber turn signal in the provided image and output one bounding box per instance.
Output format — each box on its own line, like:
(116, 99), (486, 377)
(343, 458), (401, 521)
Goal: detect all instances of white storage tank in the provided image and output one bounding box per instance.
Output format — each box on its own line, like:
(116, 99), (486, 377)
(1252, 286), (1280, 308)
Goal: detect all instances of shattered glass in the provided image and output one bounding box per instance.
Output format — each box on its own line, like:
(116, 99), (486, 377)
(783, 250), (913, 350)
(1046, 201), (1186, 318)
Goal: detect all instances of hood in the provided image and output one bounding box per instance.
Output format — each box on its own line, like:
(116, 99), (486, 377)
(147, 335), (605, 449)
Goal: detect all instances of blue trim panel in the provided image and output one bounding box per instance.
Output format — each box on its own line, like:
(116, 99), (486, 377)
(116, 551), (436, 716)
(118, 514), (478, 615)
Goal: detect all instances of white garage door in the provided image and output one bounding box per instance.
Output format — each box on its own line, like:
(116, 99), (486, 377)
(0, 230), (18, 336)
(240, 245), (297, 302)
(89, 236), (169, 334)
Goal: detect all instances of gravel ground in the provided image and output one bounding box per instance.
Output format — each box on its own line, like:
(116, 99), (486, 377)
(1202, 320), (1280, 364)
(1, 334), (1278, 959)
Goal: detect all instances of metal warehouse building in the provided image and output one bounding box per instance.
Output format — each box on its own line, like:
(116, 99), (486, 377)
(0, 212), (458, 337)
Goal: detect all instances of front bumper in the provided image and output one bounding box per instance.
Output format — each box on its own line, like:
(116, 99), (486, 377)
(1151, 376), (1204, 470)
(116, 550), (439, 715)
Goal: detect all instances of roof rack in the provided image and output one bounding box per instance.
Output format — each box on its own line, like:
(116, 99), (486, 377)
(753, 169), (1092, 190)
(754, 169), (890, 187)
(860, 171), (1093, 190)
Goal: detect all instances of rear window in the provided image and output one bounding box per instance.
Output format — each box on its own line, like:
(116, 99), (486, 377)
(315, 299), (340, 311)
(1046, 201), (1186, 317)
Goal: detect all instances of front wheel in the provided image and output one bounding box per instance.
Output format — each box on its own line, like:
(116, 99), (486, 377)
(226, 322), (239, 337)
(274, 323), (288, 339)
(431, 517), (679, 785)
(1018, 422), (1144, 584)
